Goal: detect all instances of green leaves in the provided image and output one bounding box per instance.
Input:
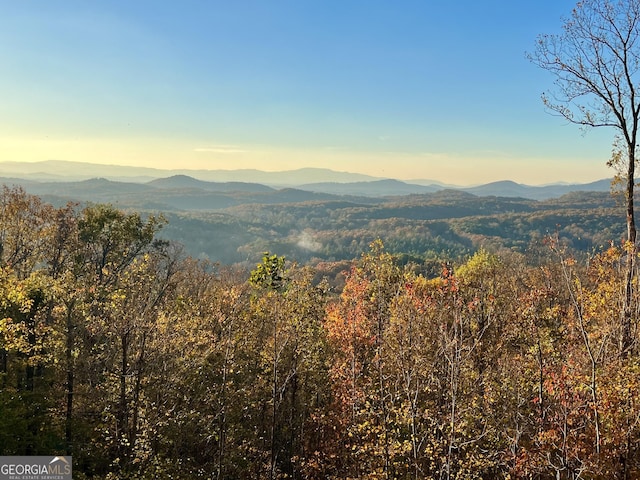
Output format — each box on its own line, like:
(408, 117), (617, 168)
(249, 252), (287, 290)
(78, 204), (166, 282)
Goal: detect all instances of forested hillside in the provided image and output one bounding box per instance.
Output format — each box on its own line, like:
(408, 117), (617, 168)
(159, 190), (623, 266)
(3, 174), (622, 267)
(1, 185), (639, 478)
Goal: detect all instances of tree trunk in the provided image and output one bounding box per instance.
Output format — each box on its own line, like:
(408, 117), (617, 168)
(622, 149), (636, 357)
(119, 332), (130, 463)
(0, 348), (6, 388)
(65, 301), (75, 454)
(130, 331), (146, 451)
(270, 311), (279, 480)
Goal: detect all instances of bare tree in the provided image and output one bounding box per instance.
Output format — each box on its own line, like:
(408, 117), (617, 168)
(529, 0), (640, 355)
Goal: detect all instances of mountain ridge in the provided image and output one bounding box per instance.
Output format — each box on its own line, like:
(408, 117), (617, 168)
(0, 160), (613, 201)
(0, 160), (379, 185)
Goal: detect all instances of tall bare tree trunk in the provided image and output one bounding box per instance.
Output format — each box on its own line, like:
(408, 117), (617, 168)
(529, 0), (640, 357)
(65, 300), (75, 454)
(622, 147), (636, 357)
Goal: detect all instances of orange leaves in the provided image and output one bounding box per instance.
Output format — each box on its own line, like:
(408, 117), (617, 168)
(4, 190), (640, 477)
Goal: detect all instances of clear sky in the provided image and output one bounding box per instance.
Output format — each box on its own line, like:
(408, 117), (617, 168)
(0, 1), (617, 185)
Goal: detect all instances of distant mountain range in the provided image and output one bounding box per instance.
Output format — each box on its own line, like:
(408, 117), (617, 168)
(0, 160), (613, 201)
(0, 160), (379, 185)
(0, 160), (623, 266)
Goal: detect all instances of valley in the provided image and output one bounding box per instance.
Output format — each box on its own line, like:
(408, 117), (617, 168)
(0, 161), (622, 267)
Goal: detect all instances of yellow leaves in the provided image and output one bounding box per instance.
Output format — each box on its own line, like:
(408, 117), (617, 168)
(0, 268), (54, 362)
(0, 316), (30, 353)
(456, 248), (501, 283)
(0, 315), (53, 363)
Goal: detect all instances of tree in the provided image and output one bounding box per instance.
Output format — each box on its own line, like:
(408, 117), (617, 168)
(249, 252), (287, 291)
(143, 260), (252, 479)
(530, 0), (640, 355)
(247, 255), (330, 479)
(0, 268), (59, 455)
(0, 186), (57, 279)
(74, 204), (169, 474)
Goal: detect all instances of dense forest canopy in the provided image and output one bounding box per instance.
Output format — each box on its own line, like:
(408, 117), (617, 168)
(1, 185), (640, 479)
(101, 187), (621, 268)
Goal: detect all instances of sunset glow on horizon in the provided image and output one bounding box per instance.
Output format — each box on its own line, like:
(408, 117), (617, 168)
(0, 1), (615, 185)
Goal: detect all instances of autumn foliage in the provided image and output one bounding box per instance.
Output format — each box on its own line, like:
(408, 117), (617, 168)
(1, 186), (640, 479)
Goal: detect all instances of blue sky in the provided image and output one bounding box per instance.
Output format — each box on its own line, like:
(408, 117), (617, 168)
(0, 1), (615, 184)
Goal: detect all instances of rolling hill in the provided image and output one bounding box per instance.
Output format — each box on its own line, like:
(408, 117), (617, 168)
(0, 160), (612, 200)
(0, 162), (624, 266)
